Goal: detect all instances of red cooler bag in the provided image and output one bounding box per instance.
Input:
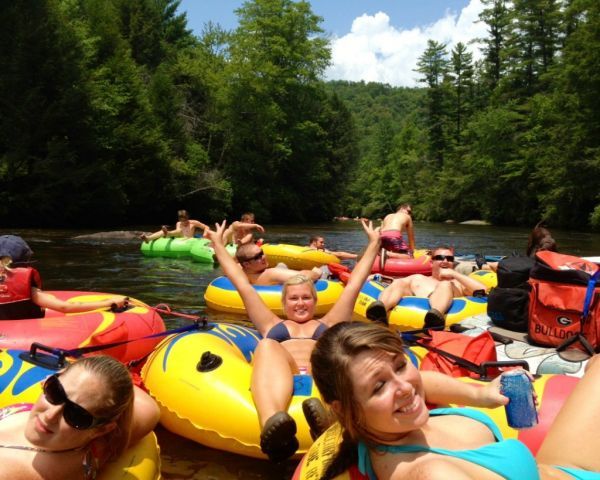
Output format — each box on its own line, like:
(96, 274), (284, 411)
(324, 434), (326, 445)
(528, 251), (600, 352)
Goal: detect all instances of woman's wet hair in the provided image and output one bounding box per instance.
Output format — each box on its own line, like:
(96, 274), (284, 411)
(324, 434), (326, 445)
(311, 322), (405, 478)
(64, 355), (134, 461)
(526, 221), (558, 257)
(282, 274), (317, 305)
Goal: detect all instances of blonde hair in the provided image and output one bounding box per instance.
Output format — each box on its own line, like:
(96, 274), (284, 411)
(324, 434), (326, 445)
(282, 274), (317, 305)
(0, 257), (12, 268)
(64, 356), (134, 461)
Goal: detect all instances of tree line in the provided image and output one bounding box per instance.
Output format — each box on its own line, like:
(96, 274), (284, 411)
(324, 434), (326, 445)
(0, 0), (598, 230)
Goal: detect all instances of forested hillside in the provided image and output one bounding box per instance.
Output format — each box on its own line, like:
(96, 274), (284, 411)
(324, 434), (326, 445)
(1, 0), (598, 229)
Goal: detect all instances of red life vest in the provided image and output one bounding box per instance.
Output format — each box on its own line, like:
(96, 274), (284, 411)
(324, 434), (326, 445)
(0, 267), (44, 320)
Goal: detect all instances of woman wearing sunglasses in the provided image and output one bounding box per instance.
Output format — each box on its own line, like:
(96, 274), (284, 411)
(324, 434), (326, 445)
(0, 355), (159, 479)
(204, 219), (381, 462)
(366, 246), (488, 328)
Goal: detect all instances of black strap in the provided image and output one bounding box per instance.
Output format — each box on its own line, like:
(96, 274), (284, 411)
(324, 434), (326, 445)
(402, 330), (530, 380)
(20, 320), (212, 369)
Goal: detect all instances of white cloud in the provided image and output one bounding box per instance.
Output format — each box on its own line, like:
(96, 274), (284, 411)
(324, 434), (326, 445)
(325, 0), (487, 87)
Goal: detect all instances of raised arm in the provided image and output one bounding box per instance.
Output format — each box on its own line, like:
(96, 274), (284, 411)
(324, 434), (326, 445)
(322, 220), (380, 326)
(204, 222), (280, 334)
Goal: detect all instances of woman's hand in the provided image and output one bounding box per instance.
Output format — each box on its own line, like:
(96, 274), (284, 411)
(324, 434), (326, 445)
(204, 220), (227, 245)
(361, 218), (381, 245)
(475, 375), (510, 408)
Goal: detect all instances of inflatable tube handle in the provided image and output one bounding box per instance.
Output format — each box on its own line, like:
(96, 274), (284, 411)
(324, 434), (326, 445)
(19, 342), (67, 370)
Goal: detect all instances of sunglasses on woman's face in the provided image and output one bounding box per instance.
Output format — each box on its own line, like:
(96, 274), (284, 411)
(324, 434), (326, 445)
(244, 250), (265, 262)
(432, 254), (455, 262)
(43, 374), (109, 430)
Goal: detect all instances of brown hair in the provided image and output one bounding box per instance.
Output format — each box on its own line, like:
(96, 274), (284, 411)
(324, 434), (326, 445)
(240, 212), (255, 223)
(177, 210), (189, 220)
(235, 243), (258, 263)
(526, 221), (557, 257)
(64, 356), (134, 461)
(311, 322), (406, 478)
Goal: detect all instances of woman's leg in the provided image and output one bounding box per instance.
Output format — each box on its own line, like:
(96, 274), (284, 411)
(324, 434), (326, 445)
(536, 355), (600, 472)
(251, 339), (296, 426)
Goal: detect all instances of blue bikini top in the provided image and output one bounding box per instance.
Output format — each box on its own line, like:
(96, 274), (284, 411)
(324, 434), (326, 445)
(357, 407), (540, 480)
(265, 321), (327, 343)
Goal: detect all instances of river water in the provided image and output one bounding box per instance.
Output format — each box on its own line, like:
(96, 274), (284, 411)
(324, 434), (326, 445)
(2, 222), (599, 479)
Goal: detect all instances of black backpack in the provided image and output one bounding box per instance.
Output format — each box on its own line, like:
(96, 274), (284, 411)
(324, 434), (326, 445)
(487, 255), (535, 331)
(496, 256), (535, 289)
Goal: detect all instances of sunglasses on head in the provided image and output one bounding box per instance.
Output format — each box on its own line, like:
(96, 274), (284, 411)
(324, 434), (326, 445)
(43, 374), (109, 430)
(432, 254), (455, 262)
(244, 249), (264, 262)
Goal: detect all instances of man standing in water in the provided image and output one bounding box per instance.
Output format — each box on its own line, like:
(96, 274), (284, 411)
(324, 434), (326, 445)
(379, 203), (415, 257)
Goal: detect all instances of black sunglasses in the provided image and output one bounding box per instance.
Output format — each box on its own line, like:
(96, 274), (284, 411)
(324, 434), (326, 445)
(244, 250), (264, 262)
(432, 254), (455, 262)
(43, 374), (109, 430)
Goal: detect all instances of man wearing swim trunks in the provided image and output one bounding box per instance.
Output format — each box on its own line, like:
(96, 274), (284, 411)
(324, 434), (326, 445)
(380, 203), (415, 257)
(366, 246), (487, 328)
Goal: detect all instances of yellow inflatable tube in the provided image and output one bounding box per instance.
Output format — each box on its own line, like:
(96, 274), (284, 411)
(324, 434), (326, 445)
(262, 243), (340, 270)
(292, 371), (579, 480)
(141, 323), (321, 459)
(204, 276), (344, 316)
(0, 349), (161, 480)
(354, 279), (488, 330)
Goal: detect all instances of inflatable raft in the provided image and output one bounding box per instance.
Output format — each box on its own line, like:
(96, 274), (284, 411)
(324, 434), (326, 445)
(262, 243), (340, 270)
(204, 276), (345, 316)
(292, 372), (579, 480)
(371, 255), (432, 277)
(141, 322), (320, 459)
(0, 348), (161, 480)
(0, 291), (165, 363)
(354, 279), (488, 330)
(140, 237), (236, 263)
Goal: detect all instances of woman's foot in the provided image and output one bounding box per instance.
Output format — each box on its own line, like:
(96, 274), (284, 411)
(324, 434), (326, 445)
(366, 301), (389, 326)
(302, 398), (332, 440)
(259, 412), (298, 462)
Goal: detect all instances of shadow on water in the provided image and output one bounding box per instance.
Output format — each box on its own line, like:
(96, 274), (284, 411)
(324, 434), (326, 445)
(1, 222), (599, 478)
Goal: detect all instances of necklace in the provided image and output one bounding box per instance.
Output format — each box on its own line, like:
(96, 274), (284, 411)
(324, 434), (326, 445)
(0, 443), (86, 454)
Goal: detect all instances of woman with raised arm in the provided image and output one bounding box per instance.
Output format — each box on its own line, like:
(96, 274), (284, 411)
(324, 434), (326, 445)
(204, 219), (381, 462)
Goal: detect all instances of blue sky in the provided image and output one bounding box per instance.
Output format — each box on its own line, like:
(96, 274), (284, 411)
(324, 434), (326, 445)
(177, 1), (486, 87)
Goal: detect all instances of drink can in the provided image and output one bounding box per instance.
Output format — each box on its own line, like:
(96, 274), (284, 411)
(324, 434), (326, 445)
(500, 370), (538, 429)
(373, 274), (382, 283)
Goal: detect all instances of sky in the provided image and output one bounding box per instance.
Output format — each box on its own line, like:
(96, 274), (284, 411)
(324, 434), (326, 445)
(177, 1), (488, 87)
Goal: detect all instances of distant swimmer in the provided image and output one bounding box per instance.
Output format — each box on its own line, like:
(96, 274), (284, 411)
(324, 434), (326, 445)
(140, 210), (208, 243)
(308, 235), (357, 261)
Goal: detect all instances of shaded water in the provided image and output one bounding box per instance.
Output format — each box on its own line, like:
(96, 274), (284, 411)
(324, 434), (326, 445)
(1, 222), (599, 479)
